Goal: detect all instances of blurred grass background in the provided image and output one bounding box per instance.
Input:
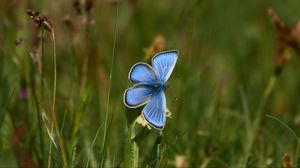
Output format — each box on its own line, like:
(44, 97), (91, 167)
(1, 0), (300, 167)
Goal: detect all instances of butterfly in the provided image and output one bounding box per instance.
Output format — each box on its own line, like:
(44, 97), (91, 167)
(124, 50), (178, 130)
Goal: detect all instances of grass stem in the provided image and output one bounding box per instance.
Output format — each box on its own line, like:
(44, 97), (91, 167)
(31, 86), (44, 165)
(41, 29), (45, 98)
(99, 2), (120, 167)
(46, 32), (69, 168)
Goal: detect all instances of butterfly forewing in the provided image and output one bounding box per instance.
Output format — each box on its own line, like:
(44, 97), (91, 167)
(129, 63), (157, 84)
(152, 50), (178, 83)
(142, 90), (166, 129)
(124, 84), (154, 108)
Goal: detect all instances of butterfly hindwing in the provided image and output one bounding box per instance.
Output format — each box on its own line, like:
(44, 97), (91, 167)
(124, 84), (154, 108)
(142, 90), (166, 129)
(152, 50), (178, 83)
(129, 63), (157, 84)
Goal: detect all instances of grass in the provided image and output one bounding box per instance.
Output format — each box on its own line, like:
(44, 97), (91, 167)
(1, 0), (300, 167)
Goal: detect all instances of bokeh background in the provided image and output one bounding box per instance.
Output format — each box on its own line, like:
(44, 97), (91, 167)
(1, 0), (300, 167)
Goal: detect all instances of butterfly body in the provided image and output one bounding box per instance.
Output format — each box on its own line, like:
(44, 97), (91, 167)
(124, 50), (178, 129)
(150, 83), (165, 92)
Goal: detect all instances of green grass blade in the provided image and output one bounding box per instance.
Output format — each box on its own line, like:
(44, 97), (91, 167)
(124, 121), (139, 168)
(99, 2), (120, 167)
(0, 87), (15, 128)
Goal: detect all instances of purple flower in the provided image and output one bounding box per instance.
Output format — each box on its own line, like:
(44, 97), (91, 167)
(19, 88), (28, 100)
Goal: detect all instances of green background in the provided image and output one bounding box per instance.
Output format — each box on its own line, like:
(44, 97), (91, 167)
(1, 0), (300, 167)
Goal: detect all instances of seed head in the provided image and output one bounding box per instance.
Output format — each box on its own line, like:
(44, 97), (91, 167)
(27, 9), (54, 39)
(73, 0), (83, 14)
(145, 34), (166, 63)
(282, 153), (293, 168)
(268, 7), (300, 76)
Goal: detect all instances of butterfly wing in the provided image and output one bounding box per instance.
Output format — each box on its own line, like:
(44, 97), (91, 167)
(124, 84), (154, 108)
(129, 63), (157, 84)
(142, 90), (166, 129)
(152, 50), (178, 83)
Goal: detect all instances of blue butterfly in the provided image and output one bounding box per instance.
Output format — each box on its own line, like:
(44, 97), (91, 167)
(124, 50), (178, 129)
